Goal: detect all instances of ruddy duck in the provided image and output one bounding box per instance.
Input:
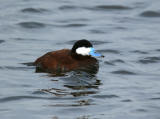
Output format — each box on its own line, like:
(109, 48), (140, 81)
(34, 39), (102, 73)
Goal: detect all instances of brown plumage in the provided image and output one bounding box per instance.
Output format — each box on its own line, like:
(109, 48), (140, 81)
(34, 49), (98, 73)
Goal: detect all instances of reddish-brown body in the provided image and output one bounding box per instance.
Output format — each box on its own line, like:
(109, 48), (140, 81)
(34, 49), (98, 73)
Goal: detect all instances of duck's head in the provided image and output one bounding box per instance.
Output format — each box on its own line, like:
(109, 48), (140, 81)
(71, 39), (103, 58)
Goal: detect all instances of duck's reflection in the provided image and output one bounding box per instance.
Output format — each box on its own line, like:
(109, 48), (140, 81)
(22, 61), (101, 97)
(41, 70), (101, 97)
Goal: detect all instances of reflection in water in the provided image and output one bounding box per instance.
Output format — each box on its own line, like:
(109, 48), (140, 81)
(41, 71), (101, 97)
(22, 61), (101, 97)
(48, 99), (94, 107)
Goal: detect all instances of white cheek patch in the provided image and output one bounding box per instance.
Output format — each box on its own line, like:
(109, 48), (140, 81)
(76, 47), (91, 56)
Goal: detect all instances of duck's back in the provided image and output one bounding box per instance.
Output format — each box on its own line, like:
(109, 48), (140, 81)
(34, 49), (98, 73)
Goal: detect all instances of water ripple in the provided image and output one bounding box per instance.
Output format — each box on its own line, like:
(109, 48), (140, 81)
(18, 22), (46, 29)
(64, 40), (108, 45)
(104, 59), (125, 66)
(121, 99), (132, 102)
(112, 59), (125, 63)
(41, 88), (98, 97)
(48, 99), (94, 107)
(57, 18), (89, 23)
(63, 23), (87, 27)
(21, 8), (49, 13)
(92, 94), (119, 99)
(149, 97), (160, 100)
(21, 62), (35, 66)
(88, 5), (132, 11)
(0, 96), (49, 103)
(0, 40), (5, 44)
(53, 23), (87, 28)
(138, 56), (160, 64)
(140, 11), (160, 17)
(97, 49), (120, 54)
(111, 70), (137, 75)
(90, 40), (110, 45)
(104, 61), (115, 66)
(131, 50), (148, 54)
(156, 49), (160, 52)
(0, 66), (34, 70)
(136, 109), (148, 112)
(89, 29), (106, 34)
(59, 5), (80, 11)
(0, 109), (10, 112)
(71, 91), (97, 97)
(32, 90), (50, 95)
(13, 38), (41, 42)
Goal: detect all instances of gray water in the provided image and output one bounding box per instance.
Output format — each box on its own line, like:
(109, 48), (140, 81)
(0, 0), (160, 119)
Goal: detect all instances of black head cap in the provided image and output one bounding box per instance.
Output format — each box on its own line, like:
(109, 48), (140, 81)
(71, 39), (93, 53)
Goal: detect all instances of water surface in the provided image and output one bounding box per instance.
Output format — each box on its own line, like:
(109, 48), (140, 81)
(0, 0), (160, 119)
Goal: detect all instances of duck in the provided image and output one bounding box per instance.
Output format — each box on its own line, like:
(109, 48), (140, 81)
(34, 39), (102, 74)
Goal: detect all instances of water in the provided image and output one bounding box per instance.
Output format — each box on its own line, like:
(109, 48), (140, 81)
(0, 0), (160, 119)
